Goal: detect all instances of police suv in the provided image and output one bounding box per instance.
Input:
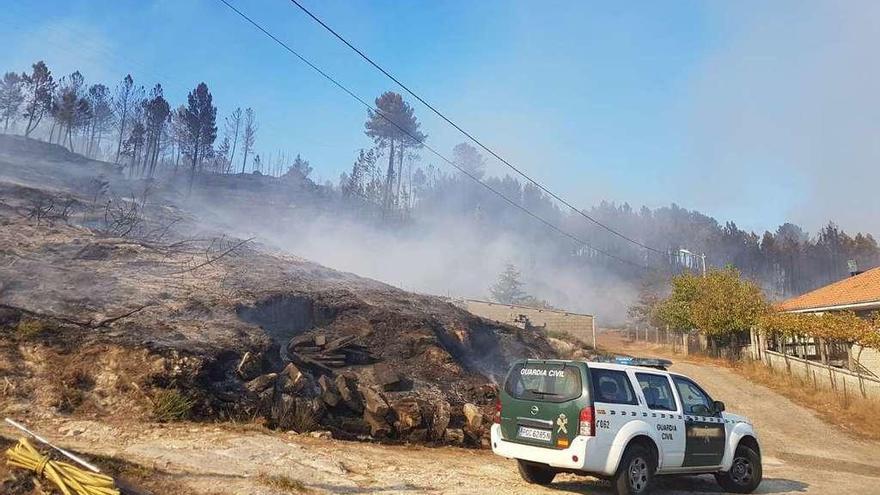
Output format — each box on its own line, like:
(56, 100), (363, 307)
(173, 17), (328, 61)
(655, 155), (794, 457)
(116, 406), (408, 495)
(491, 358), (761, 494)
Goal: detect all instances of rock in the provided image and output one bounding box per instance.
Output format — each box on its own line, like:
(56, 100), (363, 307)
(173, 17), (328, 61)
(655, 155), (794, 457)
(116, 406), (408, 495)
(335, 373), (363, 413)
(236, 351), (262, 381)
(480, 437), (491, 449)
(309, 430), (332, 439)
(444, 428), (465, 444)
(244, 373), (277, 394)
(364, 409), (391, 437)
(360, 386), (389, 416)
(373, 362), (408, 391)
(277, 363), (308, 395)
(430, 400), (450, 440)
(392, 398), (422, 433)
(462, 403), (483, 432)
(318, 375), (340, 407)
(408, 428), (429, 443)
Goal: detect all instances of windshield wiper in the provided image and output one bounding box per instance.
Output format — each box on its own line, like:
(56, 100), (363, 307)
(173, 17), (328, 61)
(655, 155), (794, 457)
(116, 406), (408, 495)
(527, 389), (560, 397)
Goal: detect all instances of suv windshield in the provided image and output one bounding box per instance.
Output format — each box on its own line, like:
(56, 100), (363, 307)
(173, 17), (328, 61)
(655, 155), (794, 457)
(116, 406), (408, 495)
(504, 363), (583, 403)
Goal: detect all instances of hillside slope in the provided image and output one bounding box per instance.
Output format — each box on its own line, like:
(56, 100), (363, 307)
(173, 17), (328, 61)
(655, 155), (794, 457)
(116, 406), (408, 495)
(0, 135), (564, 445)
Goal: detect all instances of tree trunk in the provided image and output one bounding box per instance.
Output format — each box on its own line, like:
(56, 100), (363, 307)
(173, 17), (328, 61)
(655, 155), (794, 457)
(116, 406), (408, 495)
(241, 147), (249, 174)
(383, 139), (395, 214)
(115, 104), (128, 164)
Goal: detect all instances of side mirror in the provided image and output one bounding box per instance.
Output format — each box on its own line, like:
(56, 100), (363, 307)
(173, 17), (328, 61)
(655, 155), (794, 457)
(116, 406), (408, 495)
(713, 400), (725, 414)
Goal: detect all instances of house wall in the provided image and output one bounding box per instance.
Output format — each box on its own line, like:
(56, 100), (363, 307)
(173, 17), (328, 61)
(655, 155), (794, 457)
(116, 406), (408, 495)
(457, 299), (595, 344)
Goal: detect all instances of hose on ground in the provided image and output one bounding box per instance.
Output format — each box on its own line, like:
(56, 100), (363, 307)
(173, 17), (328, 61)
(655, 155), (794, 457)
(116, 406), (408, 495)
(4, 437), (120, 495)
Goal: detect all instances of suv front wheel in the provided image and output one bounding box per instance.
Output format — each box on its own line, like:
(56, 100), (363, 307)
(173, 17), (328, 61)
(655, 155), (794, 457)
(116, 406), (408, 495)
(517, 460), (556, 485)
(715, 444), (762, 493)
(612, 444), (656, 495)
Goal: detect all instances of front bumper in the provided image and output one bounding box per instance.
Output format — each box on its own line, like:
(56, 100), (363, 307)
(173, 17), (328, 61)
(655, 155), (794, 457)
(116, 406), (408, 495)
(490, 424), (609, 475)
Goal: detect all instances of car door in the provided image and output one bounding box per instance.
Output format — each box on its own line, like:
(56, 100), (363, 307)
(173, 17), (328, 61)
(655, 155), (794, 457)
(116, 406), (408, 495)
(588, 366), (642, 454)
(672, 375), (726, 467)
(634, 371), (685, 469)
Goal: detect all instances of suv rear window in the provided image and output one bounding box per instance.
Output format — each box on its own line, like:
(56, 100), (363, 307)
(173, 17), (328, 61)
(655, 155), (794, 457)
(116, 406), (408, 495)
(504, 363), (583, 403)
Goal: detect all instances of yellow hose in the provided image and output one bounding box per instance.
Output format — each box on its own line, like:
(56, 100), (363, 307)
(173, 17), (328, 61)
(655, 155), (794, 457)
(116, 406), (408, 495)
(4, 437), (120, 495)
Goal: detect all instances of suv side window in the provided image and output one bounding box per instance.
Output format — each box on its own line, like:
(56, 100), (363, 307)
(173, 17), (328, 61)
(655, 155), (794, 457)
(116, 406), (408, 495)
(591, 368), (638, 405)
(635, 372), (677, 411)
(672, 376), (714, 415)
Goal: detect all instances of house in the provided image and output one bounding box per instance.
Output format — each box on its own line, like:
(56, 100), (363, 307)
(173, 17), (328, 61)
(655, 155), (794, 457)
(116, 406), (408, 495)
(776, 266), (880, 375)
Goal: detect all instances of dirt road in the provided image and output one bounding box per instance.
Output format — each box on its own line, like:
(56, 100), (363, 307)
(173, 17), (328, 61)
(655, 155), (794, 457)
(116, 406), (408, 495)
(6, 339), (880, 494)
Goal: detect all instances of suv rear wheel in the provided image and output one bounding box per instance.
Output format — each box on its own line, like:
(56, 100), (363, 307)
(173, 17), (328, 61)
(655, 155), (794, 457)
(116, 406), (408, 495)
(516, 460), (556, 485)
(715, 444), (762, 493)
(612, 444), (655, 495)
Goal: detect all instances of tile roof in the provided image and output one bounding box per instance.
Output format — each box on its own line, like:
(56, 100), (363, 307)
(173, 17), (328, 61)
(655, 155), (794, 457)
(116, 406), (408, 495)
(778, 266), (880, 312)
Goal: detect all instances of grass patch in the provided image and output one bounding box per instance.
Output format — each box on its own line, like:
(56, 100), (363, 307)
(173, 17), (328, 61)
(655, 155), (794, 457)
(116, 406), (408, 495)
(732, 358), (880, 440)
(15, 319), (47, 339)
(257, 473), (313, 493)
(152, 389), (194, 422)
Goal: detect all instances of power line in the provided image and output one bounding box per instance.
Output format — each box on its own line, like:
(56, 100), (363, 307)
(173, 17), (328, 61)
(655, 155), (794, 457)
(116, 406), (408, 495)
(286, 0), (665, 256)
(215, 0), (655, 270)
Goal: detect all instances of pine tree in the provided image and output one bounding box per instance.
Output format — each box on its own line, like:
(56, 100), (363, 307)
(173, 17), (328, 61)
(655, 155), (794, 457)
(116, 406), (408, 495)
(490, 263), (527, 304)
(22, 61), (55, 137)
(183, 82), (217, 191)
(0, 72), (24, 132)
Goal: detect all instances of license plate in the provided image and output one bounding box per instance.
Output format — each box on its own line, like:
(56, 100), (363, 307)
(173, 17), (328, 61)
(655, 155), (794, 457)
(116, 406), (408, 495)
(517, 426), (552, 442)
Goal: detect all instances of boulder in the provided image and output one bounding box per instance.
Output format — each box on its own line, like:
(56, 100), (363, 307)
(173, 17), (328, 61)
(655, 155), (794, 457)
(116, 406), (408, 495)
(430, 400), (450, 440)
(364, 410), (391, 437)
(462, 403), (483, 432)
(277, 363), (309, 395)
(244, 373), (277, 394)
(373, 362), (409, 391)
(360, 386), (389, 417)
(335, 373), (363, 413)
(318, 375), (340, 407)
(408, 428), (429, 443)
(444, 428), (465, 445)
(391, 398), (422, 434)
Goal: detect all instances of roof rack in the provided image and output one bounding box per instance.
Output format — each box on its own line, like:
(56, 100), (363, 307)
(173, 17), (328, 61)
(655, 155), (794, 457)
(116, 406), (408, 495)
(603, 356), (674, 370)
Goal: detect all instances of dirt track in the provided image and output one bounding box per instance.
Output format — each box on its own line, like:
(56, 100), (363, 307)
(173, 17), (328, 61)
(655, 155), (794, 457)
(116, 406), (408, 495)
(6, 333), (880, 494)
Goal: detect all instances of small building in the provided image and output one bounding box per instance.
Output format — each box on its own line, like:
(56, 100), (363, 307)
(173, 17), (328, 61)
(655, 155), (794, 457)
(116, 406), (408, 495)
(775, 266), (880, 375)
(454, 299), (595, 345)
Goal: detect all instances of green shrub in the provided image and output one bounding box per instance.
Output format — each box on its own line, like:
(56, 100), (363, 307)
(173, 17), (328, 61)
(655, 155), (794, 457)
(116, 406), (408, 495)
(152, 389), (193, 422)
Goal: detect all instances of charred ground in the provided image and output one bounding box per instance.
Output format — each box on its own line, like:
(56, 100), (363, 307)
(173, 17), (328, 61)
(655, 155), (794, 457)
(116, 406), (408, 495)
(0, 135), (573, 447)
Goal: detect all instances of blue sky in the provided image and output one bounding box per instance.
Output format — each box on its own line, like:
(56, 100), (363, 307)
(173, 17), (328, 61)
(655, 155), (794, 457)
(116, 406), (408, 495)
(2, 0), (878, 236)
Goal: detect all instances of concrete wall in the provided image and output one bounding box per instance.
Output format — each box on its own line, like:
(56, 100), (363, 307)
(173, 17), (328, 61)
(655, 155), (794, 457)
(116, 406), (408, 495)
(752, 348), (880, 399)
(853, 345), (880, 377)
(457, 299), (595, 344)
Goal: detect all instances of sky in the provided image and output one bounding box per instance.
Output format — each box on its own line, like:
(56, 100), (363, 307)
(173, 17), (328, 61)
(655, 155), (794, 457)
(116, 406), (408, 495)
(1, 0), (878, 237)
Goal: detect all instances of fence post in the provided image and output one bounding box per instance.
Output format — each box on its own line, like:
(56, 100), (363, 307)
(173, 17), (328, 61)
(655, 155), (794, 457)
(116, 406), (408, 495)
(843, 379), (849, 409)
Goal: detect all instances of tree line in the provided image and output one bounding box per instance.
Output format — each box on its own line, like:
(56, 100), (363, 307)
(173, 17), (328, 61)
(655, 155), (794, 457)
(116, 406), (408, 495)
(3, 61), (878, 304)
(0, 60), (281, 190)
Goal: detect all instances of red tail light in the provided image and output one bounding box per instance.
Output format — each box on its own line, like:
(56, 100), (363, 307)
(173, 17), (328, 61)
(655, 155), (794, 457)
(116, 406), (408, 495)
(579, 406), (595, 436)
(493, 399), (502, 424)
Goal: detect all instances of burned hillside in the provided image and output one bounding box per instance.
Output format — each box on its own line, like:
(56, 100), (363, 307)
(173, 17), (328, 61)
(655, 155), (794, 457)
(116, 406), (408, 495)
(0, 135), (566, 445)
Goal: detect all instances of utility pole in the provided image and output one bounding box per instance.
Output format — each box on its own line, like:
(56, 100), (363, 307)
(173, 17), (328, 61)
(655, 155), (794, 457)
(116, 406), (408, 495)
(591, 317), (597, 350)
